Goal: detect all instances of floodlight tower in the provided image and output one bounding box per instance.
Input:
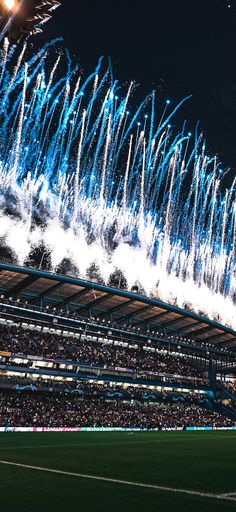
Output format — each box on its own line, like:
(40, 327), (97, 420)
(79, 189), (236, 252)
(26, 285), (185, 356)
(0, 0), (61, 42)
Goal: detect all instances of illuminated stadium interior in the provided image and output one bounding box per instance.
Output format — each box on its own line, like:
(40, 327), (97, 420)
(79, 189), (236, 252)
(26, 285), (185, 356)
(0, 263), (235, 421)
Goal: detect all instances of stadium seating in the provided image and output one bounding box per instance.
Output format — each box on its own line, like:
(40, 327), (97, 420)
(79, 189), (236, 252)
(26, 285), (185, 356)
(0, 323), (207, 383)
(0, 392), (234, 428)
(0, 304), (235, 428)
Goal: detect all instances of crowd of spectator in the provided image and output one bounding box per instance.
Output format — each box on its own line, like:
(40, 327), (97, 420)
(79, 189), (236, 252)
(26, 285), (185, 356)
(0, 392), (234, 428)
(0, 374), (210, 403)
(0, 324), (207, 383)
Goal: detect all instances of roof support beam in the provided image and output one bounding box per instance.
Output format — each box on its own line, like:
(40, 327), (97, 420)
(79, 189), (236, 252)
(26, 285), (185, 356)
(213, 337), (236, 347)
(73, 293), (113, 312)
(131, 310), (170, 327)
(30, 281), (64, 303)
(141, 310), (170, 324)
(6, 274), (39, 297)
(103, 299), (135, 315)
(124, 304), (155, 319)
(192, 326), (214, 338)
(65, 288), (89, 304)
(161, 316), (190, 328)
(202, 332), (231, 344)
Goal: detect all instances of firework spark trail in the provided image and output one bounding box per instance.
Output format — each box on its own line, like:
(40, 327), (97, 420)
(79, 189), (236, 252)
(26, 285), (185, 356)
(0, 40), (235, 330)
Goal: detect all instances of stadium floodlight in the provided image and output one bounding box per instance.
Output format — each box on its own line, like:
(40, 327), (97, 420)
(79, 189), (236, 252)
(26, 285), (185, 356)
(0, 0), (61, 42)
(3, 0), (16, 10)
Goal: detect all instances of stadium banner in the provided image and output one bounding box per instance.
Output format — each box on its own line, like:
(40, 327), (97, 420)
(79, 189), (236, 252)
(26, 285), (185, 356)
(161, 427), (184, 431)
(0, 351), (12, 357)
(0, 427), (147, 432)
(0, 426), (235, 432)
(186, 427), (212, 431)
(186, 426), (236, 431)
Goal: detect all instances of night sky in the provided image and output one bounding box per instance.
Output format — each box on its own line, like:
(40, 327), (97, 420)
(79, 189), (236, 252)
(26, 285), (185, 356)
(44, 0), (236, 170)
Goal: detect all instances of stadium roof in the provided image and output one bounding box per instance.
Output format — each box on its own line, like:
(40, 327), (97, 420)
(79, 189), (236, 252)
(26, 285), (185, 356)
(0, 263), (235, 349)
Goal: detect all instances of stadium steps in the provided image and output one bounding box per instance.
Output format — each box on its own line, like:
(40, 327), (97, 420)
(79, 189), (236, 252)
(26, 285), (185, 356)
(213, 402), (236, 422)
(215, 381), (236, 403)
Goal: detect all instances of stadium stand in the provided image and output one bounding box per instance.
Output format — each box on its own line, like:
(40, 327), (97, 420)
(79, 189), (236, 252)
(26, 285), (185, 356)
(0, 323), (206, 379)
(0, 264), (235, 429)
(0, 392), (235, 428)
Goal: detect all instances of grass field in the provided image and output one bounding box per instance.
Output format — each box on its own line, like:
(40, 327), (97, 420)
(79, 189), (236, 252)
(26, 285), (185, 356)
(0, 431), (235, 511)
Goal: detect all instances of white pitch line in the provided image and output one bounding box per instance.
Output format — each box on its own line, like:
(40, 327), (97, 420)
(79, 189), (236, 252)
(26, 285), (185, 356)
(0, 459), (235, 502)
(220, 492), (236, 497)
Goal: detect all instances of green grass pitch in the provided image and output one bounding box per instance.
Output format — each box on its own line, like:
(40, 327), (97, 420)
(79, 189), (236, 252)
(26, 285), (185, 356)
(0, 431), (235, 512)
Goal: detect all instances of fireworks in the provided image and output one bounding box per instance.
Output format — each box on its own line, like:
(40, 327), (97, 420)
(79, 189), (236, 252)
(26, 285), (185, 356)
(0, 1), (61, 42)
(0, 40), (235, 329)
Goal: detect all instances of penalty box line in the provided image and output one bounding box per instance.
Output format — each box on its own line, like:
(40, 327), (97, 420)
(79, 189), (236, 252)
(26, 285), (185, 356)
(0, 459), (235, 503)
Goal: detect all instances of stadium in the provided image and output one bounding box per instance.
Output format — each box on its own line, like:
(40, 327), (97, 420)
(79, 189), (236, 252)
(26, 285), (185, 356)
(0, 262), (235, 511)
(0, 1), (235, 511)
